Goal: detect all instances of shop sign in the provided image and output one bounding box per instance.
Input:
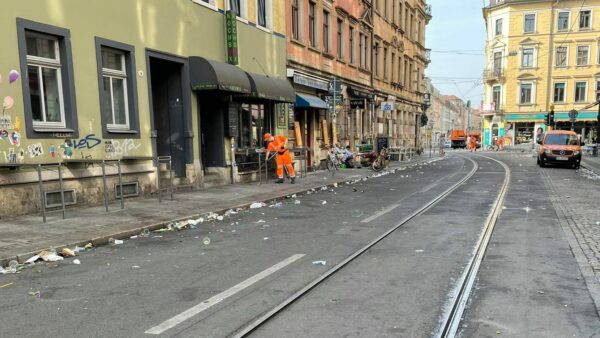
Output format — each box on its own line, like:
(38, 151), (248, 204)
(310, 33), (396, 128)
(350, 99), (365, 109)
(293, 73), (328, 91)
(382, 101), (395, 112)
(225, 11), (239, 65)
(288, 104), (295, 128)
(227, 103), (239, 137)
(277, 104), (286, 127)
(348, 86), (374, 100)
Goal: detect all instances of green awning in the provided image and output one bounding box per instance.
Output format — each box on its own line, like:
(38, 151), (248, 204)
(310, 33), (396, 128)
(189, 57), (252, 93)
(245, 72), (295, 102)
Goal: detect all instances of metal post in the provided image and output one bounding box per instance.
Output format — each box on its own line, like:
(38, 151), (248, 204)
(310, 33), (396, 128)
(157, 158), (162, 203)
(102, 161), (108, 212)
(58, 164), (66, 219)
(118, 160), (124, 209)
(37, 165), (46, 223)
(169, 158), (174, 200)
(596, 103), (600, 156)
(258, 150), (262, 184)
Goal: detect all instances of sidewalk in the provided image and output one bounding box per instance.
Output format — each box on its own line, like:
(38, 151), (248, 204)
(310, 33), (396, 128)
(582, 155), (600, 174)
(0, 155), (441, 266)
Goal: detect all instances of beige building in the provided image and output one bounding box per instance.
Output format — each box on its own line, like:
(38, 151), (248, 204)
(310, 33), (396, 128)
(482, 0), (600, 147)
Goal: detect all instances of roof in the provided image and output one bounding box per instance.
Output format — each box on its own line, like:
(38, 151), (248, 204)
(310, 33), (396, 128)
(545, 129), (577, 135)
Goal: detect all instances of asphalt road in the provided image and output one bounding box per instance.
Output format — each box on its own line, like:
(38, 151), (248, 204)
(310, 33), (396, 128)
(1, 152), (599, 338)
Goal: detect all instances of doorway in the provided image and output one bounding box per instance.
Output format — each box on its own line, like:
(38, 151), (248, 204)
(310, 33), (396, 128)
(149, 56), (187, 177)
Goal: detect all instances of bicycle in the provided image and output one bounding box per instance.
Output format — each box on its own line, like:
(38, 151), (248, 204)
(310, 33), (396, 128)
(371, 147), (390, 172)
(325, 147), (342, 172)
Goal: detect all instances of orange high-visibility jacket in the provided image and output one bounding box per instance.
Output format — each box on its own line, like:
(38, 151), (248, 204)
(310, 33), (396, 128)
(266, 135), (289, 156)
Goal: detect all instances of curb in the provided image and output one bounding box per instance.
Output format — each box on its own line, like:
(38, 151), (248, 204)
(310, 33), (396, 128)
(0, 157), (442, 268)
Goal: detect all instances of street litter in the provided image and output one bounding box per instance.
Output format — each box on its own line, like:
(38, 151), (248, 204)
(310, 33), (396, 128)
(263, 237), (269, 240)
(38, 251), (64, 262)
(202, 237), (211, 245)
(250, 202), (265, 209)
(216, 215), (224, 221)
(333, 183), (338, 188)
(61, 248), (76, 257)
(132, 265), (140, 269)
(153, 235), (163, 238)
(0, 282), (14, 288)
(130, 235), (138, 239)
(25, 255), (39, 264)
(415, 249), (424, 253)
(84, 243), (93, 250)
(0, 267), (6, 274)
(294, 200), (301, 205)
(537, 290), (545, 294)
(291, 194), (297, 198)
(312, 260), (327, 265)
(255, 220), (266, 223)
(73, 259), (81, 265)
(321, 186), (328, 191)
(109, 238), (124, 245)
(224, 209), (237, 216)
(28, 290), (40, 297)
(321, 201), (327, 205)
(139, 229), (151, 237)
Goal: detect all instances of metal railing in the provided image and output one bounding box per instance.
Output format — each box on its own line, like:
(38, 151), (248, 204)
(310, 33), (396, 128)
(155, 156), (174, 202)
(36, 163), (66, 223)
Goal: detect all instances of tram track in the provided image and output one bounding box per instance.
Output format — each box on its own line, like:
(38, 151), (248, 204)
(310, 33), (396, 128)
(231, 154), (493, 338)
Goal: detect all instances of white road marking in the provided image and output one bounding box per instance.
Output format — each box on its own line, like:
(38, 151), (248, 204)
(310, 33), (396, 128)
(144, 254), (305, 335)
(361, 203), (401, 223)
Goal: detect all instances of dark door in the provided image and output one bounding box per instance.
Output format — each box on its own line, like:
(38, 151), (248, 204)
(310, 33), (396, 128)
(150, 58), (186, 177)
(199, 94), (226, 170)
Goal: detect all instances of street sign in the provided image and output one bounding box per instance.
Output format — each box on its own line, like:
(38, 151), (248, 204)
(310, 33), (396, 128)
(328, 77), (342, 94)
(381, 101), (395, 112)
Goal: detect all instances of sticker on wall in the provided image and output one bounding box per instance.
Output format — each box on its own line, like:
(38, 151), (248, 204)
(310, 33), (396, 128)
(0, 116), (12, 129)
(8, 70), (19, 84)
(60, 140), (73, 159)
(50, 144), (56, 157)
(14, 116), (22, 132)
(9, 132), (20, 146)
(17, 149), (24, 163)
(7, 148), (16, 163)
(28, 143), (43, 158)
(0, 130), (8, 140)
(2, 96), (14, 110)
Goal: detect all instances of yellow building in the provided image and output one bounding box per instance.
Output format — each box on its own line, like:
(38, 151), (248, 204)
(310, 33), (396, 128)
(482, 0), (600, 147)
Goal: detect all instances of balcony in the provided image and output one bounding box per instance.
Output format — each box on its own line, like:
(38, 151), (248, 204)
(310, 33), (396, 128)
(416, 48), (431, 64)
(484, 68), (505, 83)
(425, 5), (432, 18)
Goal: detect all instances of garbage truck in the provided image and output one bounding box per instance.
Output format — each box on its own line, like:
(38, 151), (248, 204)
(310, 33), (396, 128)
(450, 130), (467, 149)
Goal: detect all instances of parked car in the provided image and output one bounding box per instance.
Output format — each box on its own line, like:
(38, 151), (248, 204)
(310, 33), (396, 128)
(444, 140), (452, 148)
(537, 130), (583, 169)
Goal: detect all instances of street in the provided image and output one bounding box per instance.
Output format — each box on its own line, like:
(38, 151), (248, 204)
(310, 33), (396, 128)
(0, 152), (599, 337)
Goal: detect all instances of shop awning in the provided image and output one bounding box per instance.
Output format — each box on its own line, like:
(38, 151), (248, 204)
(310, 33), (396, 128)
(295, 93), (328, 109)
(189, 57), (252, 93)
(245, 72), (296, 102)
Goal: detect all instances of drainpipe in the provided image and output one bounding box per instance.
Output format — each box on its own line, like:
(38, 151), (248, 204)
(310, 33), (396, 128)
(545, 1), (558, 114)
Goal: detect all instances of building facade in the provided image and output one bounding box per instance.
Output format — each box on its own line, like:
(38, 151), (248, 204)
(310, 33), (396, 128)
(483, 0), (600, 147)
(0, 0), (292, 217)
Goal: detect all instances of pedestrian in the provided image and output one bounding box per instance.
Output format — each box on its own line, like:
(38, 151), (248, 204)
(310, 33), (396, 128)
(470, 136), (477, 152)
(264, 133), (296, 184)
(466, 136), (471, 151)
(342, 145), (355, 168)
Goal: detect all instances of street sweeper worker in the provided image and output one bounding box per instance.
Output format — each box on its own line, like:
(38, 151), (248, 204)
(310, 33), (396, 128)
(264, 133), (296, 184)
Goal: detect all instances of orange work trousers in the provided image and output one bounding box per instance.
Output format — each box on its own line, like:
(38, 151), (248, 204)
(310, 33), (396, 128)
(276, 151), (295, 178)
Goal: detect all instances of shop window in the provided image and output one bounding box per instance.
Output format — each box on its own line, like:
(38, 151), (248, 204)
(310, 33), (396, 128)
(238, 103), (265, 149)
(17, 18), (78, 137)
(95, 38), (139, 137)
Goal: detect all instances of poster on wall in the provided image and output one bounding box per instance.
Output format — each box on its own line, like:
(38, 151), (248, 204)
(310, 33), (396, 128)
(288, 104), (295, 129)
(277, 104), (286, 127)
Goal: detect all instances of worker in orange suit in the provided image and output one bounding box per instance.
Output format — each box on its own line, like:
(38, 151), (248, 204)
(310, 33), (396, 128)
(470, 137), (477, 152)
(498, 136), (504, 151)
(264, 133), (296, 184)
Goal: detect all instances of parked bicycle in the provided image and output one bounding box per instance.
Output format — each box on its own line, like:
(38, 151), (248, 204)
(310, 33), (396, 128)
(371, 147), (390, 172)
(325, 147), (342, 172)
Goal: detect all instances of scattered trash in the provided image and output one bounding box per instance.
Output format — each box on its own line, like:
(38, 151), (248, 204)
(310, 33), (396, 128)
(25, 255), (39, 264)
(255, 220), (266, 223)
(321, 186), (328, 191)
(537, 290), (545, 294)
(7, 260), (19, 273)
(0, 267), (6, 274)
(110, 239), (124, 245)
(84, 243), (93, 250)
(61, 248), (76, 257)
(202, 237), (211, 245)
(522, 207), (532, 213)
(0, 282), (14, 288)
(130, 235), (138, 239)
(28, 290), (40, 297)
(270, 202), (283, 208)
(196, 218), (205, 224)
(132, 265), (140, 269)
(312, 260), (327, 266)
(333, 183), (338, 188)
(496, 330), (501, 335)
(294, 200), (301, 205)
(321, 201), (327, 205)
(263, 237), (269, 240)
(224, 209), (238, 216)
(216, 215), (224, 221)
(139, 229), (150, 237)
(291, 194), (297, 198)
(250, 202), (265, 209)
(415, 249), (424, 253)
(73, 259), (81, 265)
(38, 251), (64, 262)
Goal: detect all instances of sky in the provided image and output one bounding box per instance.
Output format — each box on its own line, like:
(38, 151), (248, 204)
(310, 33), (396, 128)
(425, 0), (487, 105)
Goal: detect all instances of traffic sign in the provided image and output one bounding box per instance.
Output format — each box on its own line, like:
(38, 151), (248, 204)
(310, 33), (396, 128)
(328, 77), (342, 94)
(568, 109), (578, 119)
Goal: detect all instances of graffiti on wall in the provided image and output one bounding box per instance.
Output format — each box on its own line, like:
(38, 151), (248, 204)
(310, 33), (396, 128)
(105, 138), (141, 157)
(72, 134), (102, 150)
(28, 143), (43, 158)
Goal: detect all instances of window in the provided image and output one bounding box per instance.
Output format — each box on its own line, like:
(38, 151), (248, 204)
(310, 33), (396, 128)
(309, 2), (316, 47)
(553, 82), (565, 102)
(17, 18), (78, 135)
(238, 103), (266, 150)
(493, 51), (502, 74)
(229, 0), (241, 16)
(404, 59), (408, 86)
(579, 10), (591, 29)
(384, 0), (388, 19)
(399, 1), (403, 28)
(349, 26), (355, 63)
(374, 42), (379, 77)
(521, 48), (534, 68)
(383, 47), (388, 79)
(519, 83), (532, 104)
(575, 81), (587, 102)
(524, 14), (535, 33)
(392, 0), (396, 24)
(555, 46), (567, 67)
(495, 18), (502, 36)
(359, 33), (367, 68)
(398, 55), (403, 85)
(558, 12), (569, 31)
(408, 62), (413, 90)
(257, 0), (268, 28)
(337, 19), (343, 59)
(323, 10), (330, 53)
(194, 0), (217, 10)
(95, 38), (138, 137)
(596, 81), (600, 101)
(576, 45), (589, 66)
(391, 52), (395, 82)
(291, 0), (299, 40)
(492, 85), (501, 108)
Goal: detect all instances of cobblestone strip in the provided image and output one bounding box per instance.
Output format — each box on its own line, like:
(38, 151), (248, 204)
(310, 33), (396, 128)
(540, 169), (600, 314)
